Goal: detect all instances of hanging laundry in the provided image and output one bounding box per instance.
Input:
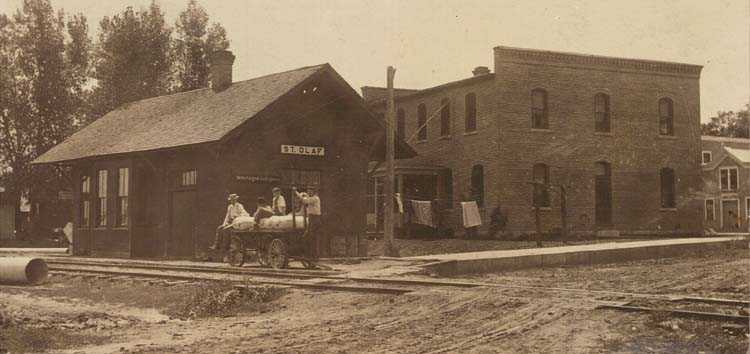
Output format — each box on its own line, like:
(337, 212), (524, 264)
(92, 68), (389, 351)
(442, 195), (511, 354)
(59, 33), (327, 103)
(461, 201), (482, 228)
(410, 200), (434, 227)
(395, 193), (404, 214)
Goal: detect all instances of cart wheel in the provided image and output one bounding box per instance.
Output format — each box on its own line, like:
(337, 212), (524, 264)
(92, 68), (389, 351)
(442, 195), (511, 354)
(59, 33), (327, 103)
(257, 250), (270, 267)
(267, 238), (289, 269)
(227, 248), (245, 267)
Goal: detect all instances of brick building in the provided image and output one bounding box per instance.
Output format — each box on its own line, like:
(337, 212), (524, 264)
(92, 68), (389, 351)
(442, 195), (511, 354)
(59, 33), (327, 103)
(364, 46), (704, 237)
(700, 135), (750, 232)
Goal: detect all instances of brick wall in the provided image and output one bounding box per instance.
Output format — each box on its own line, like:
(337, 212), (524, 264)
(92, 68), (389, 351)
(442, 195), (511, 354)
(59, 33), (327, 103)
(369, 46), (704, 236)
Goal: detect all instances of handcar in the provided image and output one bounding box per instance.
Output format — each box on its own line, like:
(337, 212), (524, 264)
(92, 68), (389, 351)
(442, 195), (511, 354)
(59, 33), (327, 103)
(225, 211), (316, 269)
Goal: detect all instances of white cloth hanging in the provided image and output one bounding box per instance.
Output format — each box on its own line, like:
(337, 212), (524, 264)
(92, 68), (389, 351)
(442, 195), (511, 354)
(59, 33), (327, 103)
(461, 201), (482, 228)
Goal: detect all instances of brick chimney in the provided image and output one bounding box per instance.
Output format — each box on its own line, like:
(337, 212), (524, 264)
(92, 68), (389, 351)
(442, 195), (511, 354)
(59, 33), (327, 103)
(210, 50), (235, 91)
(472, 66), (490, 76)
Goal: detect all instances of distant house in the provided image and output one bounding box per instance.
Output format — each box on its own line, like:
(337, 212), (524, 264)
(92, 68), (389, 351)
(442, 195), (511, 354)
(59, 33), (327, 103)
(33, 50), (413, 258)
(700, 135), (750, 233)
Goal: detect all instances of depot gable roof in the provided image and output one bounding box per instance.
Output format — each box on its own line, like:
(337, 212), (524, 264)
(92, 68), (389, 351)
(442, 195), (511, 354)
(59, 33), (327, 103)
(34, 64), (332, 164)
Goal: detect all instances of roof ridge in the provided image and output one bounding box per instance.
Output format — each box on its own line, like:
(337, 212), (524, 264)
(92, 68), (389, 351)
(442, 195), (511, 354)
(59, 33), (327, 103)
(112, 63), (330, 109)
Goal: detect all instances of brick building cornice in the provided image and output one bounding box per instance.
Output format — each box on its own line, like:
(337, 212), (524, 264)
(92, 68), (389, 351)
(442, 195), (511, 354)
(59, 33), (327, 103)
(494, 46), (703, 78)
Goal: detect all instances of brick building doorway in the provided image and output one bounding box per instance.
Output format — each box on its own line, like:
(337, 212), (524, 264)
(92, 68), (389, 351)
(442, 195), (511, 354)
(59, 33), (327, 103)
(594, 162), (612, 226)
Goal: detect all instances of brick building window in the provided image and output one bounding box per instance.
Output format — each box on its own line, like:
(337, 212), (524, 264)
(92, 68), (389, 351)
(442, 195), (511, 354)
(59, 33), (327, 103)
(531, 89), (548, 129)
(704, 199), (715, 221)
(470, 165), (484, 207)
(658, 98), (674, 136)
(440, 98), (450, 136)
(532, 163), (550, 207)
(81, 175), (91, 227)
(465, 93), (477, 132)
(396, 108), (406, 140)
(719, 167), (739, 191)
(117, 168), (129, 227)
(746, 197), (750, 218)
(660, 167), (676, 208)
(594, 93), (610, 132)
(97, 169), (107, 226)
(417, 103), (427, 141)
(701, 151), (712, 165)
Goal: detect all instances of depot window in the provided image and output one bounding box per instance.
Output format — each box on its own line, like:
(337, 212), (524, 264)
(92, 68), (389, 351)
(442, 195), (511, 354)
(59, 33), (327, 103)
(81, 175), (91, 227)
(659, 98), (674, 136)
(594, 93), (610, 133)
(117, 168), (129, 227)
(704, 199), (715, 221)
(97, 170), (107, 227)
(532, 163), (550, 207)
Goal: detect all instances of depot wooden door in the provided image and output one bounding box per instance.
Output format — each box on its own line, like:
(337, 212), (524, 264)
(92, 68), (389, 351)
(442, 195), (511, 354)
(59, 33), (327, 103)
(169, 190), (197, 257)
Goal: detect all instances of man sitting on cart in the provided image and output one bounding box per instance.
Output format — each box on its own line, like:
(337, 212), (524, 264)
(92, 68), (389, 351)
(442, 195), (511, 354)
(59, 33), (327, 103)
(271, 187), (286, 215)
(210, 193), (249, 251)
(293, 185), (321, 259)
(253, 197), (274, 226)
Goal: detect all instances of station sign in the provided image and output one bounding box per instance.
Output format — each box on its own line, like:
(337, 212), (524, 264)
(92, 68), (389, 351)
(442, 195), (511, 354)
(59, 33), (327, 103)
(281, 144), (325, 157)
(235, 175), (281, 184)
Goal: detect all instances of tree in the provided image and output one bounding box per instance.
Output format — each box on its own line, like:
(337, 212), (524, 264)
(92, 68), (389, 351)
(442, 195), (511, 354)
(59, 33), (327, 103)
(701, 104), (750, 138)
(90, 2), (172, 118)
(173, 0), (229, 92)
(0, 0), (91, 235)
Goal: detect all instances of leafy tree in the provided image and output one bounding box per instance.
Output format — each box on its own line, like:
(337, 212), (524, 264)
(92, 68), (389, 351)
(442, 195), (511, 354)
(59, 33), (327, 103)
(173, 0), (229, 92)
(0, 0), (90, 234)
(701, 104), (750, 138)
(90, 2), (172, 118)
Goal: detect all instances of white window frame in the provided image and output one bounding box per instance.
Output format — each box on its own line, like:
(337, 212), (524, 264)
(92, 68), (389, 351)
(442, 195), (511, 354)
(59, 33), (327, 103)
(701, 151), (712, 165)
(704, 198), (715, 221)
(719, 166), (739, 191)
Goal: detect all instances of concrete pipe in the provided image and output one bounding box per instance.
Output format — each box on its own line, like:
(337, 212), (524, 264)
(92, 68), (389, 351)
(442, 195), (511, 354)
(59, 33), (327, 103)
(0, 257), (49, 285)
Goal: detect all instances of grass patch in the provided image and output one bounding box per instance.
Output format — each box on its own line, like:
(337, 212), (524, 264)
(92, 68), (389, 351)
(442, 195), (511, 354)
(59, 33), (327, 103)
(164, 282), (285, 319)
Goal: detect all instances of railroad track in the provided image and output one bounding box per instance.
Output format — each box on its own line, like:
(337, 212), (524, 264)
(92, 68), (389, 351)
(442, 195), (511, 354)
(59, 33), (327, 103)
(45, 258), (750, 325)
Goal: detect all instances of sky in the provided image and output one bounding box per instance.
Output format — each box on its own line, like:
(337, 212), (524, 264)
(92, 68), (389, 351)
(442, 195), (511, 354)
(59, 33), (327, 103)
(2, 0), (748, 122)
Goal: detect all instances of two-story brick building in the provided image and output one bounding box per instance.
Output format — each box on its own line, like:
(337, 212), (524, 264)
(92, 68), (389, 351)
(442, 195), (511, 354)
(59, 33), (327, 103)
(700, 135), (750, 233)
(364, 46), (704, 237)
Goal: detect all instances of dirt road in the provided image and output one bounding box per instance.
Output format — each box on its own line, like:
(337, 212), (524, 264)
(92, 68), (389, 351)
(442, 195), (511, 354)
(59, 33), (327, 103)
(1, 248), (747, 353)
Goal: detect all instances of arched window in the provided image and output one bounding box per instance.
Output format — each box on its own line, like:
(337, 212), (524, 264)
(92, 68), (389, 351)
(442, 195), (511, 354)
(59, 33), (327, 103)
(470, 165), (484, 207)
(531, 89), (548, 129)
(532, 163), (550, 207)
(417, 103), (427, 141)
(660, 167), (676, 208)
(594, 93), (610, 132)
(465, 93), (477, 132)
(659, 98), (674, 136)
(396, 108), (405, 140)
(440, 98), (450, 136)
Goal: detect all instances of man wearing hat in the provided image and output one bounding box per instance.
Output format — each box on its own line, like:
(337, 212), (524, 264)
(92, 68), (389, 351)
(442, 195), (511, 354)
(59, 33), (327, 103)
(210, 193), (249, 251)
(293, 185), (322, 259)
(271, 187), (286, 216)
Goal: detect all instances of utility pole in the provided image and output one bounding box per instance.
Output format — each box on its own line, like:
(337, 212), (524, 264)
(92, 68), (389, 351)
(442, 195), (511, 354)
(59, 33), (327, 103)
(384, 66), (399, 257)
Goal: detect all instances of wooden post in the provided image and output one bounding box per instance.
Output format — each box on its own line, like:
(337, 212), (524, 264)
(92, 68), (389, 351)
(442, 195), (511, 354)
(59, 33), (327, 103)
(384, 66), (398, 257)
(560, 185), (568, 243)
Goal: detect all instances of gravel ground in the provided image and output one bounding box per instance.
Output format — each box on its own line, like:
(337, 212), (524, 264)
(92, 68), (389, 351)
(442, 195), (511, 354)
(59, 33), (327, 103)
(0, 247), (747, 353)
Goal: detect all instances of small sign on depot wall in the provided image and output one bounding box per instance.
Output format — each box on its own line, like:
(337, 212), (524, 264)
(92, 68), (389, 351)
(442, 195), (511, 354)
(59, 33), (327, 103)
(281, 144), (325, 156)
